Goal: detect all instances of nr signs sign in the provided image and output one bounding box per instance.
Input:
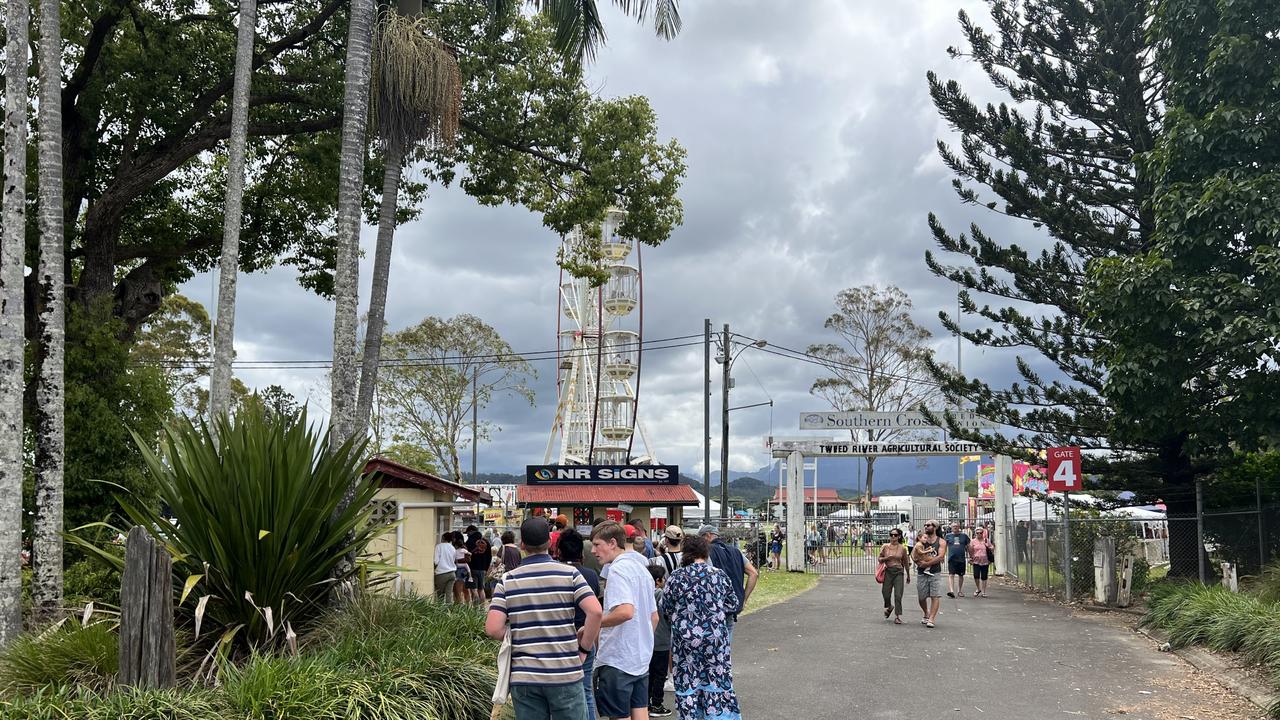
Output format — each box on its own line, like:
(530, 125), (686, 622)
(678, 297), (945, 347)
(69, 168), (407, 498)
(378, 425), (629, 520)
(1047, 446), (1082, 492)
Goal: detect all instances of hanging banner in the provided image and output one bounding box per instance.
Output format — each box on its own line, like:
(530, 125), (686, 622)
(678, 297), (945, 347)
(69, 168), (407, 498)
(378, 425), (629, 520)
(978, 464), (996, 498)
(1013, 462), (1049, 495)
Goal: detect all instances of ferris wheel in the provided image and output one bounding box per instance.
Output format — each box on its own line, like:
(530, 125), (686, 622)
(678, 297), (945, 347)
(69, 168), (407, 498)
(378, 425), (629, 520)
(543, 209), (655, 466)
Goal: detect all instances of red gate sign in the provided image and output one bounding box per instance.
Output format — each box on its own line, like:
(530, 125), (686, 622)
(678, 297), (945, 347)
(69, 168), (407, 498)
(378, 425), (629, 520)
(1047, 446), (1082, 493)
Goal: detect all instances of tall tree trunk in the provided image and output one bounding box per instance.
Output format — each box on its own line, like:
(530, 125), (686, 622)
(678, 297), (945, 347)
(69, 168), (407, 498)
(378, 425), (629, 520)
(354, 137), (404, 434)
(32, 0), (67, 622)
(0, 0), (31, 645)
(863, 456), (877, 513)
(330, 0), (376, 453)
(209, 0), (258, 425)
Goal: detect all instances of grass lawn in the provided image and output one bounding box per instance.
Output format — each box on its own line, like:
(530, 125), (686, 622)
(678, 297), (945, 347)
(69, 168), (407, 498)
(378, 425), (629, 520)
(742, 570), (819, 616)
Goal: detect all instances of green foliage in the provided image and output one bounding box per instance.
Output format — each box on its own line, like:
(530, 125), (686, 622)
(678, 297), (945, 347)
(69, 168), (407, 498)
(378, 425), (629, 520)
(0, 686), (225, 720)
(70, 408), (385, 655)
(924, 0), (1162, 468)
(63, 555), (122, 607)
(377, 314), (534, 481)
(1086, 0), (1280, 463)
(65, 302), (172, 531)
(429, 3), (686, 284)
(0, 619), (118, 694)
(0, 595), (498, 720)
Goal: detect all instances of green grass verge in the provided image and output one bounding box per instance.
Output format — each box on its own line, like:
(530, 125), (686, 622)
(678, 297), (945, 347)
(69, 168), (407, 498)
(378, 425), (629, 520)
(742, 570), (820, 617)
(1142, 582), (1280, 717)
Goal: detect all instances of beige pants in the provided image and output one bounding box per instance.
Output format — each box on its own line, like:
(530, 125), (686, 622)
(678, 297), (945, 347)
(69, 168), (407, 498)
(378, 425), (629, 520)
(434, 571), (454, 599)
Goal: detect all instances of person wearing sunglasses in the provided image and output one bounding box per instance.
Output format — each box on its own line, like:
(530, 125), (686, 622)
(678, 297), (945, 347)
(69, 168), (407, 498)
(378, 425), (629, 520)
(910, 521), (946, 628)
(878, 529), (911, 624)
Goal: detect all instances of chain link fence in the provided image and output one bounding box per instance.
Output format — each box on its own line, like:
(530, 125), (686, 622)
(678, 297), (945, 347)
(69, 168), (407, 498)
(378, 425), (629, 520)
(1007, 501), (1280, 603)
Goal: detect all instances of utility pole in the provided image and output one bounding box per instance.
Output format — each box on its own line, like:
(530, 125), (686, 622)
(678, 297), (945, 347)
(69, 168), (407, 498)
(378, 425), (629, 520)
(704, 319), (712, 524)
(720, 323), (730, 522)
(471, 368), (478, 484)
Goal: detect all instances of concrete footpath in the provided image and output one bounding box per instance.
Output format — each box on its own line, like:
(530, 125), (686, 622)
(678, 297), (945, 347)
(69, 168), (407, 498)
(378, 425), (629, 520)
(729, 575), (1260, 719)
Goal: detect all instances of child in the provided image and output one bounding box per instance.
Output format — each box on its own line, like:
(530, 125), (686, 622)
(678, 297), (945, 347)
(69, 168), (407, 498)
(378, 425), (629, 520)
(646, 564), (673, 717)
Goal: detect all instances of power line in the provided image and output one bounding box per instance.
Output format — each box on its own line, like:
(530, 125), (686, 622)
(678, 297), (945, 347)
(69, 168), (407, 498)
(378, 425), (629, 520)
(138, 334), (704, 371)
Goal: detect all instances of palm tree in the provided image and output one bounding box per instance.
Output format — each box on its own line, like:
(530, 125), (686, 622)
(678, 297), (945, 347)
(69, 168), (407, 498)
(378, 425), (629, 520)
(209, 0), (260, 425)
(496, 0), (683, 61)
(354, 7), (461, 433)
(1, 0), (31, 644)
(32, 0), (68, 621)
(330, 0), (378, 451)
(332, 0), (682, 450)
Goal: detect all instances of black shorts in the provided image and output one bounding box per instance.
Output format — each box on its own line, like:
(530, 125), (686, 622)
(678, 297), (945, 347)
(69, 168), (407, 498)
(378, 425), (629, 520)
(948, 559), (967, 576)
(595, 664), (648, 717)
(973, 563), (989, 581)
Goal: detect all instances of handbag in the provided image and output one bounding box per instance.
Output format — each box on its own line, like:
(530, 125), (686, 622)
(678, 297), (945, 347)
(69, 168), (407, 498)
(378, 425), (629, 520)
(875, 562), (886, 584)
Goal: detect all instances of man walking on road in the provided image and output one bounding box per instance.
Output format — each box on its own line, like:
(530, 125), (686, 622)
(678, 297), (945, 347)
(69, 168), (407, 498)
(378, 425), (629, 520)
(591, 521), (658, 720)
(486, 517), (603, 720)
(945, 521), (971, 598)
(911, 520), (945, 628)
(699, 524), (759, 646)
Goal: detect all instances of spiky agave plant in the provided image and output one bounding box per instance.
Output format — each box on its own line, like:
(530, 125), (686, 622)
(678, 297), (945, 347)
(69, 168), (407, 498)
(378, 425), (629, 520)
(69, 407), (387, 661)
(354, 7), (462, 432)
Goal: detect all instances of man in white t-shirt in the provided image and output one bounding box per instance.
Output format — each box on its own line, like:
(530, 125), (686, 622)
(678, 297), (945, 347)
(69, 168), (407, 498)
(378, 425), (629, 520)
(591, 520), (657, 720)
(432, 531), (457, 600)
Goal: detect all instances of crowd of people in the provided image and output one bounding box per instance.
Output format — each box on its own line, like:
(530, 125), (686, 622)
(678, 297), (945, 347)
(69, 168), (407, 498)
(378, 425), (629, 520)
(878, 519), (995, 627)
(477, 516), (760, 720)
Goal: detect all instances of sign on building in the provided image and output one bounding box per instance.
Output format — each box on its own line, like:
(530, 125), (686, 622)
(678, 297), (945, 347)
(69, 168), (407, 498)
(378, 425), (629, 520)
(768, 439), (985, 457)
(799, 410), (997, 430)
(525, 465), (680, 485)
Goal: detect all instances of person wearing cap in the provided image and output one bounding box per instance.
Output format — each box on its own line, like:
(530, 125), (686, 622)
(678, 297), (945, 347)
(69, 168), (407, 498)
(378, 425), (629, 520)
(698, 524), (758, 648)
(651, 525), (683, 575)
(486, 517), (603, 719)
(590, 520), (658, 720)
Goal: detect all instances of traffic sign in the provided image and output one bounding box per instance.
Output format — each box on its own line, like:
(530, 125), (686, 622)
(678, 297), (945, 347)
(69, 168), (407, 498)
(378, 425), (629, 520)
(1047, 446), (1082, 492)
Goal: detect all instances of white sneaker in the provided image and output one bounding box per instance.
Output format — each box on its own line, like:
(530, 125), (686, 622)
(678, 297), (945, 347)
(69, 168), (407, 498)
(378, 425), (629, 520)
(663, 678), (675, 692)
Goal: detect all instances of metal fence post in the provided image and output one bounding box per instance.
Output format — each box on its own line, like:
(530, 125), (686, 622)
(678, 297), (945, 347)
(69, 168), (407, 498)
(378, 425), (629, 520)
(1196, 478), (1207, 584)
(1044, 500), (1051, 593)
(1259, 475), (1266, 571)
(1063, 491), (1072, 602)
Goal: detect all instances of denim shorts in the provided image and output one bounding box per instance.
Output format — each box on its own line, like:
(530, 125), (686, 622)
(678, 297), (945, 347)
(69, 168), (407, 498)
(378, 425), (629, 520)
(594, 664), (648, 718)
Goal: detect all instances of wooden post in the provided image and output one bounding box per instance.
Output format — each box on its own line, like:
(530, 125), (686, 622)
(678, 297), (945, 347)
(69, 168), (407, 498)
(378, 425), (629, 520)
(1221, 562), (1238, 592)
(118, 526), (175, 689)
(1117, 555), (1135, 607)
(1093, 537), (1116, 606)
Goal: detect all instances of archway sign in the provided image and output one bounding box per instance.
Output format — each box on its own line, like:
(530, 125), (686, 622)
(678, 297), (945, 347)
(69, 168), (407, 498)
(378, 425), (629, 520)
(775, 410), (1010, 573)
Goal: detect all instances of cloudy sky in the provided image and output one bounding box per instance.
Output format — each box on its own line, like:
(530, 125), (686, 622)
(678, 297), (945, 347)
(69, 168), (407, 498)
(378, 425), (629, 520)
(183, 0), (1049, 481)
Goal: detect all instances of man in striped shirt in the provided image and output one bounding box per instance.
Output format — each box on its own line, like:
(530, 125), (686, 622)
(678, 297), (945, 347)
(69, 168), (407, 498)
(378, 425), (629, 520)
(487, 517), (603, 720)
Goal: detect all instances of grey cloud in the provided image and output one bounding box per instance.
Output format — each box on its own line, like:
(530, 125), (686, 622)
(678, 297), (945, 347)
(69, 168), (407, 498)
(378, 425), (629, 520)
(182, 0), (1063, 480)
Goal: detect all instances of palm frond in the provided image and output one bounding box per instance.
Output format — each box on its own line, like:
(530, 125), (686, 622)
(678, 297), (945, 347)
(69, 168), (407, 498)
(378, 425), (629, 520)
(615, 0), (681, 40)
(537, 0), (608, 63)
(372, 10), (462, 152)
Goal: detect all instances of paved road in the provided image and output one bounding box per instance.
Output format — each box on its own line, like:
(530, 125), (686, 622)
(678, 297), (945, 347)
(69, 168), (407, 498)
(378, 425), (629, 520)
(725, 574), (1258, 719)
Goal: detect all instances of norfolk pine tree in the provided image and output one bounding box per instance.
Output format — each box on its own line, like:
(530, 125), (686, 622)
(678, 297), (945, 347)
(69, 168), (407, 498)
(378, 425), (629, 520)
(921, 2), (1211, 551)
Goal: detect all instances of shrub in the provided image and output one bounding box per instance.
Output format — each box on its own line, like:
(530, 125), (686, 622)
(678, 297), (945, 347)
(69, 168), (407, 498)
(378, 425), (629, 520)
(64, 555), (123, 607)
(0, 619), (118, 694)
(70, 407), (388, 656)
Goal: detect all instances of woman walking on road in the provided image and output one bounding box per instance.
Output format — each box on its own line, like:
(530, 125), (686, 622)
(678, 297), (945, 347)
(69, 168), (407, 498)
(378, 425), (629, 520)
(878, 528), (910, 623)
(968, 527), (995, 597)
(660, 534), (742, 720)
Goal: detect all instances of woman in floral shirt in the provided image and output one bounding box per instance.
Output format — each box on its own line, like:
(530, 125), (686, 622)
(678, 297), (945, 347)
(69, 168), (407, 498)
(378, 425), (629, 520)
(659, 534), (741, 720)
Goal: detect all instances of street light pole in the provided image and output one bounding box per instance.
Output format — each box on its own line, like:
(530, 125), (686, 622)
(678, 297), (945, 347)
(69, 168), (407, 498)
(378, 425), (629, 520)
(720, 323), (731, 521)
(703, 319), (712, 524)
